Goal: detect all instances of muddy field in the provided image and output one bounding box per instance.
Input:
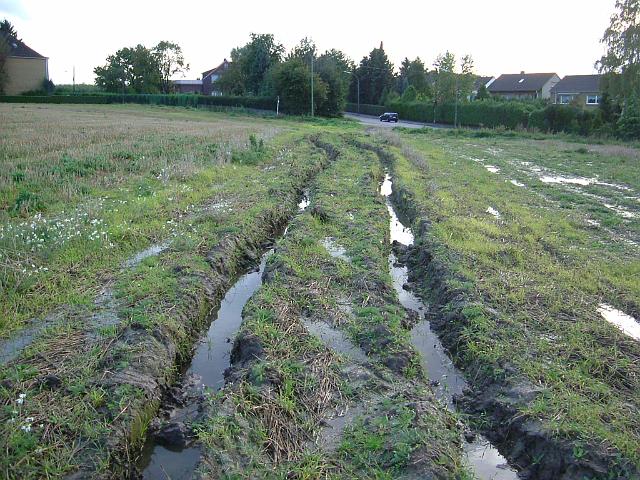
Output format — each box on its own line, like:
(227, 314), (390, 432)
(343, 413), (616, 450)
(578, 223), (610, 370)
(0, 105), (639, 479)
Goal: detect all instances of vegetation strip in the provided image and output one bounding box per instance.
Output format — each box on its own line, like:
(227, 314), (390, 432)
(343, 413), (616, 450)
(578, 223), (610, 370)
(196, 135), (469, 479)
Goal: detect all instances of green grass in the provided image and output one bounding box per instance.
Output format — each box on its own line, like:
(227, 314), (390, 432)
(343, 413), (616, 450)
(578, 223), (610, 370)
(377, 127), (640, 472)
(0, 104), (348, 479)
(198, 135), (468, 479)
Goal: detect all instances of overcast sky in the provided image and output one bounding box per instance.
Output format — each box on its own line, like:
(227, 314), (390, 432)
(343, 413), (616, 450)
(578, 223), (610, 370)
(0, 0), (616, 85)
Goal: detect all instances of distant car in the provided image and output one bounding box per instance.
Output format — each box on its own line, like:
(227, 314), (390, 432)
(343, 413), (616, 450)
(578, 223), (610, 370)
(379, 112), (399, 123)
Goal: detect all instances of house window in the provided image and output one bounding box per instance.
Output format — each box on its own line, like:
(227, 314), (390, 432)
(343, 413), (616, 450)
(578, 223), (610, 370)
(586, 95), (600, 105)
(558, 94), (574, 104)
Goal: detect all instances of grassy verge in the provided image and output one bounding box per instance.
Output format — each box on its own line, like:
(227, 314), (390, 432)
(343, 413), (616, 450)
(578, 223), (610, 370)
(370, 128), (640, 477)
(197, 135), (469, 479)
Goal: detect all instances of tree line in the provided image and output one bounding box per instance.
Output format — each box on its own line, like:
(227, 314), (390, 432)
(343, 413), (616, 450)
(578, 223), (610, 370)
(93, 41), (188, 94)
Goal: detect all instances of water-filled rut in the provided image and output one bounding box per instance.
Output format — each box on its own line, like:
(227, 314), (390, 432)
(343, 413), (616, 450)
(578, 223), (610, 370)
(380, 173), (520, 480)
(137, 192), (311, 478)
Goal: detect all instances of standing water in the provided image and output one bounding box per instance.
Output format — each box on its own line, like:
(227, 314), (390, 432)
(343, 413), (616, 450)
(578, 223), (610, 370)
(138, 193), (311, 478)
(380, 173), (519, 480)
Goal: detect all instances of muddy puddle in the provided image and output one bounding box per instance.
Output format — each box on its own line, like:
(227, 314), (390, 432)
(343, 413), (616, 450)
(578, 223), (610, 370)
(138, 190), (312, 477)
(597, 304), (640, 341)
(137, 249), (273, 478)
(1, 241), (173, 366)
(486, 207), (501, 219)
(0, 314), (59, 366)
(298, 188), (311, 211)
(123, 242), (170, 268)
(321, 237), (351, 262)
(304, 319), (367, 363)
(380, 173), (519, 479)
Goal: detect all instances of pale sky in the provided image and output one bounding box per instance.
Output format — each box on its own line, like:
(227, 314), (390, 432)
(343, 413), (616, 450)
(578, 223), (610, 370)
(0, 0), (616, 85)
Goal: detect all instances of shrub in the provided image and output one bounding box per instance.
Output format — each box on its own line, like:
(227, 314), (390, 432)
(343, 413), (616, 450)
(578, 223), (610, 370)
(232, 133), (267, 165)
(617, 95), (640, 140)
(13, 189), (45, 216)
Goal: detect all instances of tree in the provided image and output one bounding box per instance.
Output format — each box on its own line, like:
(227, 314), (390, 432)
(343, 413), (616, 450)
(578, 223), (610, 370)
(0, 34), (9, 95)
(433, 51), (456, 105)
(617, 93), (640, 139)
(432, 52), (475, 105)
(269, 58), (327, 115)
(397, 57), (429, 95)
(288, 37), (317, 62)
(476, 84), (490, 100)
(214, 60), (245, 96)
(597, 0), (640, 102)
(315, 49), (352, 116)
(0, 19), (19, 40)
(459, 54), (475, 100)
(94, 44), (161, 93)
(349, 42), (395, 105)
(216, 33), (284, 95)
(153, 41), (188, 94)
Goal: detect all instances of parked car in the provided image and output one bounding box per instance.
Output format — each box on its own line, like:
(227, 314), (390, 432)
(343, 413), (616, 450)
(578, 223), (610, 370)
(379, 112), (399, 123)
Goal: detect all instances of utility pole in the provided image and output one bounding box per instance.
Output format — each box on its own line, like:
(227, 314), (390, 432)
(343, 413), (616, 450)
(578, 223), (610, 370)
(72, 66), (75, 95)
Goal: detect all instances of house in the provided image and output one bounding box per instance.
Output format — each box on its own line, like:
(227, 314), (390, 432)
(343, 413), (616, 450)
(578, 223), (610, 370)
(171, 59), (231, 95)
(471, 76), (495, 99)
(488, 72), (560, 100)
(201, 59), (230, 96)
(550, 75), (601, 107)
(1, 33), (48, 95)
(174, 79), (202, 94)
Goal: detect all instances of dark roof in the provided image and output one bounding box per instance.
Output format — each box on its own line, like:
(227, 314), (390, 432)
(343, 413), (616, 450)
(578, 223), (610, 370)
(474, 76), (494, 90)
(550, 75), (601, 94)
(1, 33), (46, 58)
(202, 59), (230, 79)
(488, 73), (558, 93)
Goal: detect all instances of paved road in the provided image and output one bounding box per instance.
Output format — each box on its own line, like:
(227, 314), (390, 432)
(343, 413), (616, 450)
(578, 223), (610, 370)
(344, 112), (450, 129)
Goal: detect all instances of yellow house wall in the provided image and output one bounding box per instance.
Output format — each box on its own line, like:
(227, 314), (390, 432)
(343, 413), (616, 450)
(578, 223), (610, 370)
(4, 57), (47, 95)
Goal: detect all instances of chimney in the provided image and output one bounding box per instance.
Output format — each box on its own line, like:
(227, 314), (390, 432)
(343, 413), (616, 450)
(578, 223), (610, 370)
(520, 71), (525, 75)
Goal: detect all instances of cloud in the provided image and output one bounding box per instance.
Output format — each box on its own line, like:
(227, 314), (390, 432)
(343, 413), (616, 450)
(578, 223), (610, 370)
(0, 0), (28, 19)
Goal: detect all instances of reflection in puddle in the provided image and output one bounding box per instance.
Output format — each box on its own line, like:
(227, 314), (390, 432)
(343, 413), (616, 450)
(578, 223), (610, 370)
(380, 172), (519, 479)
(598, 304), (640, 341)
(140, 444), (202, 480)
(487, 207), (501, 218)
(510, 180), (525, 187)
(139, 249), (273, 477)
(466, 439), (519, 480)
(124, 242), (170, 268)
(321, 237), (350, 262)
(540, 175), (596, 186)
(485, 165), (500, 174)
(603, 203), (638, 219)
(190, 250), (272, 389)
(298, 189), (311, 211)
(304, 320), (368, 362)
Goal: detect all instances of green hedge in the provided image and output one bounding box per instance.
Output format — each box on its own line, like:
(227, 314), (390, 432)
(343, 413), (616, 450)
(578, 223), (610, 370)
(345, 100), (607, 135)
(346, 100), (535, 128)
(0, 94), (277, 111)
(528, 104), (603, 135)
(345, 103), (387, 116)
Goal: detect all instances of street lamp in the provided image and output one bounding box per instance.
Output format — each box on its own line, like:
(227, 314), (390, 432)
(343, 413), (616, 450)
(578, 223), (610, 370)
(346, 65), (389, 114)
